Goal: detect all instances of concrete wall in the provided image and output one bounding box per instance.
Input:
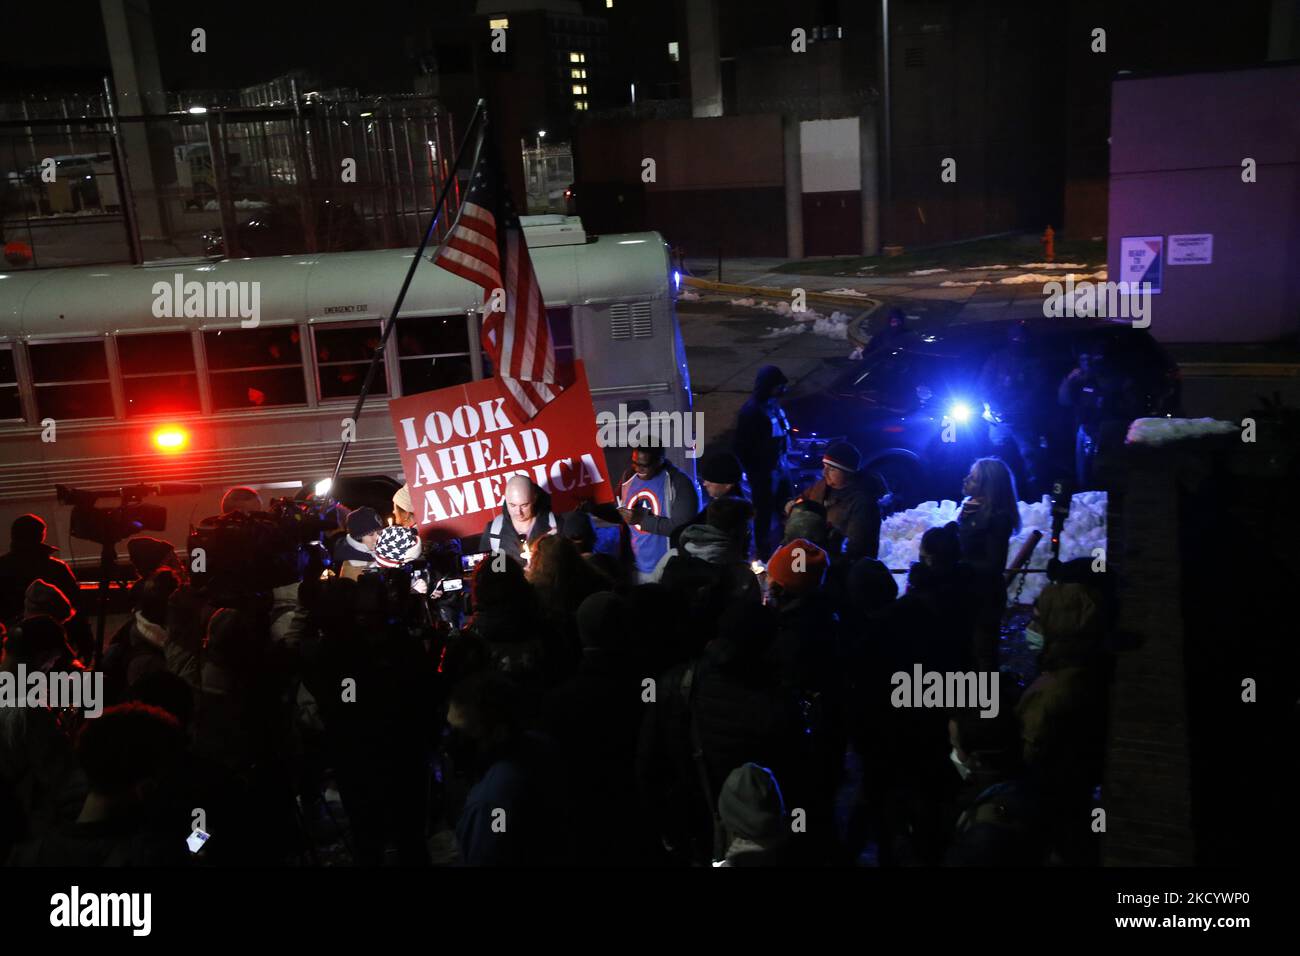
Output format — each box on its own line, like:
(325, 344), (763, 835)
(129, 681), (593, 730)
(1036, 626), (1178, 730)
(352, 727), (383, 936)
(1107, 63), (1300, 343)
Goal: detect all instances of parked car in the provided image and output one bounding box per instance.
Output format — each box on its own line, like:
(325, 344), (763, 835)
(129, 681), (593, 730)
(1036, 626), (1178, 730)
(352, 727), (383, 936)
(782, 318), (1182, 507)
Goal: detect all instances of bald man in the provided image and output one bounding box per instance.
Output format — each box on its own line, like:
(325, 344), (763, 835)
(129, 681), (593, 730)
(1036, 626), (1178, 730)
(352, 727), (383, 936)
(479, 476), (558, 565)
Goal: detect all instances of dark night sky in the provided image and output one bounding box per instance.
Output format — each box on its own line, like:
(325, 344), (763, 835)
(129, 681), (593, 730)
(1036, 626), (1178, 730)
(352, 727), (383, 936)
(0, 0), (1280, 97)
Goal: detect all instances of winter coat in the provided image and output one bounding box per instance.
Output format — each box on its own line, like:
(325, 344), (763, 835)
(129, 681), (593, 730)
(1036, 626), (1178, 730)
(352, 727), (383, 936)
(957, 504), (1015, 578)
(735, 366), (791, 477)
(0, 545), (79, 624)
(799, 476), (882, 561)
(103, 612), (199, 704)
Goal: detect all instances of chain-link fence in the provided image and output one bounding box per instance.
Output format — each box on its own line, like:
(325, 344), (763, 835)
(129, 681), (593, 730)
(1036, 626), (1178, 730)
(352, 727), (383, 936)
(0, 90), (457, 269)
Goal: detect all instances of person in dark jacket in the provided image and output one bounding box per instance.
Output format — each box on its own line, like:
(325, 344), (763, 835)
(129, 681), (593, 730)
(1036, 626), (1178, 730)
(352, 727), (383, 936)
(659, 497), (761, 652)
(448, 672), (567, 866)
(957, 457), (1021, 579)
(637, 600), (807, 865)
(7, 703), (188, 867)
(479, 476), (558, 567)
(735, 365), (793, 556)
(671, 450), (747, 550)
(957, 457), (1021, 669)
(541, 592), (659, 865)
(0, 515), (80, 626)
(786, 441), (882, 562)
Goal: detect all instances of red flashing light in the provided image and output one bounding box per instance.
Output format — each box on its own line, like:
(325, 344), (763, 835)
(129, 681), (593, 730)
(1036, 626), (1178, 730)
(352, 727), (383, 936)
(153, 426), (189, 453)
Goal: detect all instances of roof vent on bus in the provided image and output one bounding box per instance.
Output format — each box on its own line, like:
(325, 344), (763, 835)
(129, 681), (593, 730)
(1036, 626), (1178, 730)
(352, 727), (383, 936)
(520, 215), (587, 248)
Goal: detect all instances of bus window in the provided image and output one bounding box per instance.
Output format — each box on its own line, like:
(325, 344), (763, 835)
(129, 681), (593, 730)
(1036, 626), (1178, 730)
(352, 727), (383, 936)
(117, 331), (200, 417)
(396, 315), (475, 394)
(0, 347), (20, 420)
(548, 307), (575, 367)
(29, 340), (114, 420)
(204, 326), (306, 410)
(314, 323), (388, 400)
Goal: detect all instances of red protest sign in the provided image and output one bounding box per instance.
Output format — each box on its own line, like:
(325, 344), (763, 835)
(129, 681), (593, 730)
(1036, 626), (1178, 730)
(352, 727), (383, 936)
(387, 360), (614, 539)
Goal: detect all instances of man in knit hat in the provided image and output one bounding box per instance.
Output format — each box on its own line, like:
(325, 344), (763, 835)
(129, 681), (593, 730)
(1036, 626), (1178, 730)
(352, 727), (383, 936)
(23, 579), (76, 625)
(671, 450), (748, 550)
(785, 440), (882, 562)
(0, 514), (80, 625)
(715, 763), (794, 866)
(333, 506), (384, 579)
(392, 483), (417, 528)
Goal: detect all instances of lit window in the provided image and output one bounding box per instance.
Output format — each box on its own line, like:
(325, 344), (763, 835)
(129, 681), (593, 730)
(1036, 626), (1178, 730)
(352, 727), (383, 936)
(572, 84), (587, 95)
(489, 17), (508, 29)
(606, 0), (614, 8)
(668, 41), (679, 62)
(575, 100), (588, 111)
(569, 52), (585, 63)
(570, 68), (586, 79)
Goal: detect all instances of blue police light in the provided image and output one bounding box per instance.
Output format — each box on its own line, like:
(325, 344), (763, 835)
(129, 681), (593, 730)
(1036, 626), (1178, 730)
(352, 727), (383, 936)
(673, 270), (681, 290)
(947, 401), (973, 425)
(982, 401), (995, 423)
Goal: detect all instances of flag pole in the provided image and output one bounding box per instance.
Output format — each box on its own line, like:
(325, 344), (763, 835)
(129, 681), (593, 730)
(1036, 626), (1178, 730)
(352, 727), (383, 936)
(328, 98), (489, 489)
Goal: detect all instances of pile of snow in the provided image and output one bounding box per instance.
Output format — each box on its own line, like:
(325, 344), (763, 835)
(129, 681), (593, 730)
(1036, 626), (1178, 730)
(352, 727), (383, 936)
(963, 264), (1009, 270)
(1125, 417), (1238, 446)
(823, 287), (872, 297)
(998, 270), (1106, 285)
(940, 279), (992, 288)
(677, 288), (701, 301)
(908, 268), (948, 276)
(812, 310), (852, 340)
(878, 492), (1108, 606)
(1017, 262), (1088, 269)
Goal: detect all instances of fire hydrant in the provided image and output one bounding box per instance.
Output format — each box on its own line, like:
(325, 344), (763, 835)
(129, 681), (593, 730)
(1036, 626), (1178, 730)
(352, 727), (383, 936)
(1041, 225), (1055, 263)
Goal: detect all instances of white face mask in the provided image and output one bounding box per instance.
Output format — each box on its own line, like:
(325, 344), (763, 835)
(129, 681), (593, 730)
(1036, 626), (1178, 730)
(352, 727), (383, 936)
(950, 747), (974, 781)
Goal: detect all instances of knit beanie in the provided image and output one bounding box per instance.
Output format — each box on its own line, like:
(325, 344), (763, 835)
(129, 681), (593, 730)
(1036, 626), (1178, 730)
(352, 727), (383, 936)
(718, 763), (787, 842)
(766, 538), (829, 595)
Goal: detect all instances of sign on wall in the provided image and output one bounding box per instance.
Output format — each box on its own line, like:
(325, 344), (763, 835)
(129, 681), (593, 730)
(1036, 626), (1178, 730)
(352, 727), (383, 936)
(387, 360), (614, 539)
(1119, 235), (1163, 293)
(1167, 234), (1213, 265)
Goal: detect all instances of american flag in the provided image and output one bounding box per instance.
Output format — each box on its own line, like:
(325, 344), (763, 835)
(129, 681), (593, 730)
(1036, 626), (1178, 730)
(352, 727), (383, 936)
(433, 131), (562, 423)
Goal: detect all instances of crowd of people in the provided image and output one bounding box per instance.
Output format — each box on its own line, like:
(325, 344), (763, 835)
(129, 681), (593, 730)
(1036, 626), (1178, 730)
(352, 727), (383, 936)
(0, 366), (1116, 867)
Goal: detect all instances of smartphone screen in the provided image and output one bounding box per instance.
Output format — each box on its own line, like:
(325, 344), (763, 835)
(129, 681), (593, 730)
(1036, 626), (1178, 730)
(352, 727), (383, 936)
(441, 577), (464, 592)
(461, 552), (488, 574)
(187, 829), (210, 854)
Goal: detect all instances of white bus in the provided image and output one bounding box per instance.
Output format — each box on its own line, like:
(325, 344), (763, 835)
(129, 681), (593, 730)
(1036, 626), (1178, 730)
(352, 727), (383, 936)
(0, 217), (694, 571)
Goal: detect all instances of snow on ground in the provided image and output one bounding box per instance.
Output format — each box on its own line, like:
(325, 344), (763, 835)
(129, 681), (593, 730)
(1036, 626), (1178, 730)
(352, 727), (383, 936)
(962, 264), (1009, 270)
(1125, 417), (1238, 445)
(878, 492), (1108, 606)
(939, 279), (992, 288)
(1017, 262), (1088, 269)
(908, 268), (949, 276)
(823, 287), (872, 297)
(677, 288), (701, 301)
(997, 270), (1107, 285)
(730, 297), (757, 307)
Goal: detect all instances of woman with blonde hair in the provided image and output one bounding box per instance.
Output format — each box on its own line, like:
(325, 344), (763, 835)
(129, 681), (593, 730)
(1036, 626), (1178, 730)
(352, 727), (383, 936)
(958, 457), (1021, 578)
(958, 457), (1021, 669)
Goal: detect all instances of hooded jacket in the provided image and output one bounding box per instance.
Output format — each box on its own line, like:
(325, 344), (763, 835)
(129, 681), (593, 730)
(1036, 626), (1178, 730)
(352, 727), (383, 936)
(735, 366), (791, 477)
